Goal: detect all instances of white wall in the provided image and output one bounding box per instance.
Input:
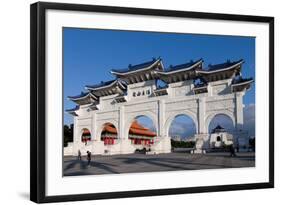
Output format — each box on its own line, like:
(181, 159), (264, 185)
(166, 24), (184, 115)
(0, 0), (279, 205)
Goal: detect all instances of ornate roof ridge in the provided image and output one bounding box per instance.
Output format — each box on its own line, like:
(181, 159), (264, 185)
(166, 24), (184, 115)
(85, 79), (127, 91)
(67, 92), (97, 101)
(166, 58), (203, 72)
(110, 57), (162, 75)
(197, 59), (244, 74)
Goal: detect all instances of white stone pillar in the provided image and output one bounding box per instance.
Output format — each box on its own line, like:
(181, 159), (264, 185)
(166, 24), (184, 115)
(73, 117), (79, 143)
(119, 106), (125, 139)
(235, 92), (245, 131)
(91, 112), (97, 141)
(194, 97), (209, 154)
(158, 99), (165, 137)
(73, 117), (80, 155)
(198, 97), (206, 134)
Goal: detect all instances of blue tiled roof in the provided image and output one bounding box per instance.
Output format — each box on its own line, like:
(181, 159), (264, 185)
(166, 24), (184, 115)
(206, 59), (243, 71)
(165, 59), (202, 72)
(85, 79), (117, 89)
(111, 58), (159, 73)
(212, 125), (226, 133)
(68, 92), (89, 99)
(66, 105), (79, 112)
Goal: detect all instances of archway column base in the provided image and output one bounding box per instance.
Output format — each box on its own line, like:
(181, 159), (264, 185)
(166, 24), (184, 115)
(151, 136), (172, 154)
(193, 134), (210, 154)
(120, 138), (136, 154)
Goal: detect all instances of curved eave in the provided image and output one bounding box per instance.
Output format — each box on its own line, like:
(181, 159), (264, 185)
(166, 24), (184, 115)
(68, 92), (97, 100)
(110, 59), (162, 76)
(156, 59), (203, 75)
(193, 85), (208, 90)
(65, 106), (79, 116)
(196, 60), (244, 74)
(85, 80), (126, 91)
(154, 87), (168, 91)
(231, 79), (254, 87)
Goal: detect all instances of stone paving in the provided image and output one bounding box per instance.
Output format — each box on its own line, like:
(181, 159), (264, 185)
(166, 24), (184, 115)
(63, 152), (255, 176)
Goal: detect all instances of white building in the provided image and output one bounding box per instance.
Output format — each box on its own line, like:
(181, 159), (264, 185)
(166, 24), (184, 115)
(209, 125), (234, 148)
(64, 58), (253, 156)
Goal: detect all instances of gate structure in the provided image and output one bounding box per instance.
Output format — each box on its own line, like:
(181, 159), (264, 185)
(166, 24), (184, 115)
(65, 58), (253, 155)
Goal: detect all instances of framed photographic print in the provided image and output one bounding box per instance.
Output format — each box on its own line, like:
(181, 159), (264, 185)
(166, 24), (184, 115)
(30, 1), (274, 203)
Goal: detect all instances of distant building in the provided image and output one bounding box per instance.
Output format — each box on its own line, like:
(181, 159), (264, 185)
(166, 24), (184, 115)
(101, 121), (156, 148)
(209, 125), (233, 148)
(171, 136), (181, 142)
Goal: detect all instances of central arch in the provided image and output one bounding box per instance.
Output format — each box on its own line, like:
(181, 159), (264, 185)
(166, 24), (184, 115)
(164, 110), (198, 137)
(168, 114), (197, 139)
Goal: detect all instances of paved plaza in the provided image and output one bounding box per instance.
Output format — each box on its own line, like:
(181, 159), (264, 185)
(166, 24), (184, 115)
(63, 152), (255, 176)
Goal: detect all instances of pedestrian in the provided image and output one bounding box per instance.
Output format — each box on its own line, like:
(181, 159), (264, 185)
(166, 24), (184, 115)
(77, 149), (82, 160)
(86, 151), (91, 166)
(229, 144), (236, 157)
(236, 143), (240, 153)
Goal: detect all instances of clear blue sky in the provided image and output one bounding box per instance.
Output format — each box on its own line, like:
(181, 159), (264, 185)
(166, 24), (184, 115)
(63, 27), (255, 137)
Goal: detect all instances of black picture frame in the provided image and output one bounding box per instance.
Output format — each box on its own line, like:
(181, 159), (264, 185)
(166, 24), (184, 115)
(30, 1), (274, 203)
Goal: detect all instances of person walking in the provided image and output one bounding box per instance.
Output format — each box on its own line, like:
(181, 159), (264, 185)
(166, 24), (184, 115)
(236, 143), (240, 153)
(86, 151), (91, 166)
(229, 144), (236, 157)
(77, 149), (82, 160)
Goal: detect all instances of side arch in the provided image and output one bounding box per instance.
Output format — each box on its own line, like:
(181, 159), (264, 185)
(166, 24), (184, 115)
(205, 110), (235, 133)
(164, 110), (198, 137)
(78, 127), (92, 143)
(76, 125), (92, 142)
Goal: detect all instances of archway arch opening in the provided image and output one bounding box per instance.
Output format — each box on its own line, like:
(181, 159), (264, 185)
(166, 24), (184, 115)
(100, 123), (118, 145)
(81, 128), (91, 145)
(168, 115), (196, 148)
(128, 116), (157, 152)
(208, 114), (235, 134)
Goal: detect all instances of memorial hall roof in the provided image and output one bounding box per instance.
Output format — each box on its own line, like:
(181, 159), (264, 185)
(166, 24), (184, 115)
(212, 125), (226, 133)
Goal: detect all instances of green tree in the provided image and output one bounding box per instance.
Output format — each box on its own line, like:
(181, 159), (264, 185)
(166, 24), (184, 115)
(64, 124), (73, 147)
